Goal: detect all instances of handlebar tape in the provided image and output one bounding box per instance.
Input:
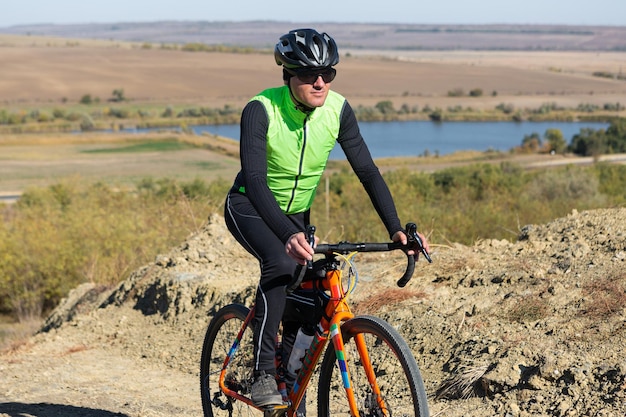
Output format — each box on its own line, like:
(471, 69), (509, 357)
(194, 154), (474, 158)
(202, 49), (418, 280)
(396, 254), (415, 287)
(286, 223), (432, 293)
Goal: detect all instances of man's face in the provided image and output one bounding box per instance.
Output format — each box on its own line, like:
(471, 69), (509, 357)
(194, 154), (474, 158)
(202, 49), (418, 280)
(288, 68), (336, 109)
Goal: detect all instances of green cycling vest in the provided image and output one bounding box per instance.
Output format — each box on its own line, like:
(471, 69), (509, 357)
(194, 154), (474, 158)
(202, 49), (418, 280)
(251, 86), (345, 214)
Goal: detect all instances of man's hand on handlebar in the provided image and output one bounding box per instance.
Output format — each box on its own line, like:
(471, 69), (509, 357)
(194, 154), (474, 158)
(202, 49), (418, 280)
(288, 224), (430, 288)
(392, 229), (431, 261)
(285, 232), (319, 265)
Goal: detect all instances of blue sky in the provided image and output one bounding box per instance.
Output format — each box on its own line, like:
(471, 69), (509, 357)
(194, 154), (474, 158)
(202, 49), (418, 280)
(1, 0), (625, 28)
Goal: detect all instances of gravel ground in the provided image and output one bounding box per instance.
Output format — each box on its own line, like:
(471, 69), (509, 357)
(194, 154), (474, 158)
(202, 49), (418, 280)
(1, 209), (625, 417)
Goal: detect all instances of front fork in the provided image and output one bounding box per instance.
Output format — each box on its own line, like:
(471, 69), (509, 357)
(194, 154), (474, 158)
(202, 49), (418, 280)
(328, 313), (388, 417)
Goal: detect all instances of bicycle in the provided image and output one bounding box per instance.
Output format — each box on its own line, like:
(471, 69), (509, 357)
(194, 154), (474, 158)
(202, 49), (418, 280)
(200, 223), (432, 417)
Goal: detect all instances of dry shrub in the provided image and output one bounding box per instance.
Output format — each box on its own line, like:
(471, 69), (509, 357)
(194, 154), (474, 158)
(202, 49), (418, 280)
(435, 363), (490, 400)
(581, 274), (626, 318)
(506, 295), (550, 323)
(0, 178), (223, 320)
(353, 288), (427, 315)
(0, 318), (40, 354)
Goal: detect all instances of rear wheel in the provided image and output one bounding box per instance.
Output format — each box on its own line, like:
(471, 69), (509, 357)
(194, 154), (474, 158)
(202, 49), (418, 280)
(200, 304), (263, 417)
(317, 315), (429, 417)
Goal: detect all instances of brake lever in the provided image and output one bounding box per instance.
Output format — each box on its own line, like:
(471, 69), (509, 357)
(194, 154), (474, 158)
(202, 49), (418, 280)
(287, 225), (316, 294)
(405, 223), (432, 263)
(306, 225), (316, 269)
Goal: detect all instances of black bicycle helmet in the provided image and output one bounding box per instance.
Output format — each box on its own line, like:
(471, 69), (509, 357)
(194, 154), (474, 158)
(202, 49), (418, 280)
(274, 28), (339, 70)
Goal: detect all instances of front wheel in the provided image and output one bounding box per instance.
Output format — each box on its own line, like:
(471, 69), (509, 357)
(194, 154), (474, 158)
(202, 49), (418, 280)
(317, 315), (429, 417)
(200, 304), (263, 417)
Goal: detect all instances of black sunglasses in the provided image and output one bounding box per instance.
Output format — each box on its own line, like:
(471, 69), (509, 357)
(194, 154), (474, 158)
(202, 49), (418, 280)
(287, 68), (337, 84)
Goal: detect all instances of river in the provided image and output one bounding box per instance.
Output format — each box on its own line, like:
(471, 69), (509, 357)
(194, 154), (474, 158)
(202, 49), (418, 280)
(187, 120), (608, 159)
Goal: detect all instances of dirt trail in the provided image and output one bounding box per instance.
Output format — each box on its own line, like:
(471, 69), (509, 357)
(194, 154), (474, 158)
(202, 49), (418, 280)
(1, 209), (626, 417)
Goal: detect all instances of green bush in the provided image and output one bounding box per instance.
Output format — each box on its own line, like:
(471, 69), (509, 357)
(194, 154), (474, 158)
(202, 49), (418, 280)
(312, 162), (620, 245)
(0, 103), (621, 135)
(80, 94), (93, 105)
(429, 109), (443, 122)
(375, 101), (396, 115)
(52, 108), (66, 119)
(0, 178), (224, 320)
(603, 102), (624, 111)
(527, 166), (603, 202)
(496, 103), (515, 114)
(594, 163), (626, 203)
(544, 128), (567, 154)
(2, 162), (625, 321)
(568, 119), (626, 156)
(107, 107), (131, 119)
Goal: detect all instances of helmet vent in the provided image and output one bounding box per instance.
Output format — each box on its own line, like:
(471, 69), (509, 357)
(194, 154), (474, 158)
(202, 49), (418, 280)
(274, 28), (339, 70)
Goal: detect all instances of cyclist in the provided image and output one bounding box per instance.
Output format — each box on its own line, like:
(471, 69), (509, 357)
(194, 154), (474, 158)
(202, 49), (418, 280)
(224, 28), (430, 409)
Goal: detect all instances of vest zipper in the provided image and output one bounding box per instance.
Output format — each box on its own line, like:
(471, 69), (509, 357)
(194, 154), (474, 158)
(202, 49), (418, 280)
(286, 115), (308, 213)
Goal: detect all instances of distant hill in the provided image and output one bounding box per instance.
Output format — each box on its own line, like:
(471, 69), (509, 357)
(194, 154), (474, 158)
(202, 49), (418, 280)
(2, 21), (626, 51)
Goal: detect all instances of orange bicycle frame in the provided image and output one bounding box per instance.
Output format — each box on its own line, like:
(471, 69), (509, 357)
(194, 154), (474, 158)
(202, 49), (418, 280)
(217, 259), (388, 417)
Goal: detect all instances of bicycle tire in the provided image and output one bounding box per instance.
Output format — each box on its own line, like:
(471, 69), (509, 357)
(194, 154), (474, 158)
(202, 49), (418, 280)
(317, 315), (430, 417)
(200, 304), (263, 417)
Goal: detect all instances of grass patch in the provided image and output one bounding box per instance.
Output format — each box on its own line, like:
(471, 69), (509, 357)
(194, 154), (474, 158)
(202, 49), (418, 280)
(0, 316), (42, 352)
(506, 296), (550, 323)
(581, 274), (626, 319)
(82, 139), (196, 154)
(189, 161), (224, 170)
(353, 288), (427, 315)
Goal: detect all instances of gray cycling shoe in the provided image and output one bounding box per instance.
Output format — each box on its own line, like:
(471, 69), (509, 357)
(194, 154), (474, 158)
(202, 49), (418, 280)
(251, 372), (284, 408)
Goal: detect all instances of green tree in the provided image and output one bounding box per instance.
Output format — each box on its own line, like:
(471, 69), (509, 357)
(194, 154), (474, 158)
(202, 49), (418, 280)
(605, 118), (626, 153)
(570, 128), (607, 156)
(375, 100), (395, 115)
(521, 132), (541, 152)
(544, 128), (567, 154)
(79, 113), (95, 131)
(496, 103), (515, 114)
(428, 109), (443, 122)
(52, 108), (66, 118)
(162, 106), (174, 118)
(447, 88), (464, 97)
(111, 88), (126, 102)
(79, 94), (93, 105)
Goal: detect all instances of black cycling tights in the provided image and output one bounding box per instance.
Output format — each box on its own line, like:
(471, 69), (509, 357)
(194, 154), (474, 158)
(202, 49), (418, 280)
(224, 191), (305, 374)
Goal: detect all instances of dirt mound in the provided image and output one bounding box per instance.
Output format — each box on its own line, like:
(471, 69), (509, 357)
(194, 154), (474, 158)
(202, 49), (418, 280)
(1, 208), (625, 417)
